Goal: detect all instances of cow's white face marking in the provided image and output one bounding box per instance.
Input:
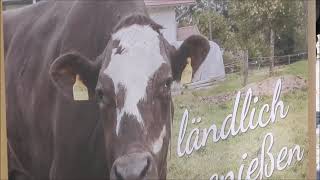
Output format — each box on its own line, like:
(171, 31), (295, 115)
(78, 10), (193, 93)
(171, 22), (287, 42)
(103, 24), (165, 135)
(152, 126), (166, 154)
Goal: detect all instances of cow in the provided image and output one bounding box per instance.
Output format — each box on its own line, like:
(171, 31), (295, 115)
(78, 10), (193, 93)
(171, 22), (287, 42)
(3, 0), (210, 179)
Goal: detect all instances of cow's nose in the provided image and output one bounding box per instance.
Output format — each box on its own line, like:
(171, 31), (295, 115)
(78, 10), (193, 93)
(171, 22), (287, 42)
(110, 152), (153, 180)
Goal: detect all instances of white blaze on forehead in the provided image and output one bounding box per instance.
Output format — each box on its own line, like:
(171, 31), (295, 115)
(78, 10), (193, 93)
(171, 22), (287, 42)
(103, 24), (165, 135)
(152, 126), (166, 154)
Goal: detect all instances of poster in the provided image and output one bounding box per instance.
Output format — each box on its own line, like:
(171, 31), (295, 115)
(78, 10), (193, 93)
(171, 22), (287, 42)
(0, 0), (317, 180)
(316, 0), (320, 178)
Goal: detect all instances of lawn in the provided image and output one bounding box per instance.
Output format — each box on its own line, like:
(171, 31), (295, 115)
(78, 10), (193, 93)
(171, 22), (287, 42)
(167, 60), (308, 180)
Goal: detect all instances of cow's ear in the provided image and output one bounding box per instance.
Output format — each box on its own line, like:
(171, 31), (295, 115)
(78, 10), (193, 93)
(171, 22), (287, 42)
(170, 35), (210, 81)
(49, 52), (101, 100)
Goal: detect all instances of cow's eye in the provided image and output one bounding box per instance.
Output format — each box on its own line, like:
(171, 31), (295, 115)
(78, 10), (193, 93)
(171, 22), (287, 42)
(158, 78), (172, 98)
(96, 89), (104, 102)
(164, 78), (173, 89)
(96, 88), (115, 106)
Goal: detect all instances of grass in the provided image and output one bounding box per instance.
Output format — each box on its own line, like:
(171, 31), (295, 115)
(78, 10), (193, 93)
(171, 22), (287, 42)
(167, 61), (308, 180)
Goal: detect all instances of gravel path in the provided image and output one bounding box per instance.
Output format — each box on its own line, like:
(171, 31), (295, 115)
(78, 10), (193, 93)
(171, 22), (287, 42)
(200, 75), (307, 104)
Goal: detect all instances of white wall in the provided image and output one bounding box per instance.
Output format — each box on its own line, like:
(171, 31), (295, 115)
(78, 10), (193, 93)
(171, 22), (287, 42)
(147, 6), (177, 43)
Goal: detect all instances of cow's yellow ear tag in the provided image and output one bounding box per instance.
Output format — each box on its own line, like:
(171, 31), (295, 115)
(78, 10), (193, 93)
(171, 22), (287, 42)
(73, 74), (89, 101)
(180, 57), (193, 84)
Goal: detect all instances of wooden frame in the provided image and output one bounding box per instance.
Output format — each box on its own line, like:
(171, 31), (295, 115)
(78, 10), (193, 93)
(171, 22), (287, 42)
(0, 0), (8, 179)
(308, 1), (317, 179)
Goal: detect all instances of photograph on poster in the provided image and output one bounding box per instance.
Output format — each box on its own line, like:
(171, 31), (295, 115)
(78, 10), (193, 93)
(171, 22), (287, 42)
(0, 0), (316, 180)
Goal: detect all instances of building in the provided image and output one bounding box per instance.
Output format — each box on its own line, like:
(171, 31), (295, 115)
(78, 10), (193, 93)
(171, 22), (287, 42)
(3, 0), (37, 10)
(3, 0), (194, 42)
(145, 0), (195, 43)
(2, 0), (226, 83)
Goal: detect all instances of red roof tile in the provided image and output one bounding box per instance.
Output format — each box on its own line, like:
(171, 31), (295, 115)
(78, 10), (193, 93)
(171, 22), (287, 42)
(177, 26), (200, 41)
(145, 0), (195, 7)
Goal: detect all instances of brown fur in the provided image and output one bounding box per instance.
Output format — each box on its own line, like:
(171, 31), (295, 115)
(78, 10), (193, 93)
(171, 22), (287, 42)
(5, 1), (210, 179)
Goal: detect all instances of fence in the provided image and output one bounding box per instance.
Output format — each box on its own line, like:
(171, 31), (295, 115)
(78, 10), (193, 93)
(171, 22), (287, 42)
(173, 52), (308, 92)
(224, 52), (307, 74)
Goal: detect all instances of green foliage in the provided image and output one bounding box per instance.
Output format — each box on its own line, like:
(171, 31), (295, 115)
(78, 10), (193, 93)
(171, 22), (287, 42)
(176, 0), (307, 58)
(228, 0), (306, 56)
(194, 11), (232, 47)
(168, 61), (308, 179)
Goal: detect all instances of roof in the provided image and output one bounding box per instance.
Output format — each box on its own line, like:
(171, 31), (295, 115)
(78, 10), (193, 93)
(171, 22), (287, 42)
(144, 0), (195, 7)
(3, 0), (195, 8)
(177, 26), (200, 41)
(3, 0), (32, 6)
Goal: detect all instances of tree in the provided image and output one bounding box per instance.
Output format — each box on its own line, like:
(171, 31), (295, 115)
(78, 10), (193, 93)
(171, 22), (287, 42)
(176, 0), (306, 80)
(229, 0), (306, 76)
(176, 0), (235, 50)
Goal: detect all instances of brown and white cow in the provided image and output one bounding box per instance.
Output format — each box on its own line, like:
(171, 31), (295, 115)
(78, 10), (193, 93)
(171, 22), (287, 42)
(4, 1), (209, 180)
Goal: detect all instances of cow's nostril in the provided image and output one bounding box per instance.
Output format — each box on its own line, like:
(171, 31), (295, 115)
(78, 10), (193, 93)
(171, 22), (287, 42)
(110, 152), (153, 180)
(139, 157), (150, 178)
(114, 166), (124, 180)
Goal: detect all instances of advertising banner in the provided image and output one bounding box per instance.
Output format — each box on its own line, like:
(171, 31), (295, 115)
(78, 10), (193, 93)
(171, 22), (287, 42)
(0, 0), (317, 179)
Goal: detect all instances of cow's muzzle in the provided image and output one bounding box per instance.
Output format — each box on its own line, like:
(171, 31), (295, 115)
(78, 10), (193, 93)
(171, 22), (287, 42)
(110, 152), (157, 180)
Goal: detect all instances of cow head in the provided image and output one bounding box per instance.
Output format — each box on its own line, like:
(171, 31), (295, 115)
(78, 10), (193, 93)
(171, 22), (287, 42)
(50, 14), (209, 180)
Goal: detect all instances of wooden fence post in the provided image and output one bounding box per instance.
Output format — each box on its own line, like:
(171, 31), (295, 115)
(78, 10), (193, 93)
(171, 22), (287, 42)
(269, 29), (275, 76)
(288, 55), (291, 64)
(242, 50), (248, 86)
(0, 1), (9, 179)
